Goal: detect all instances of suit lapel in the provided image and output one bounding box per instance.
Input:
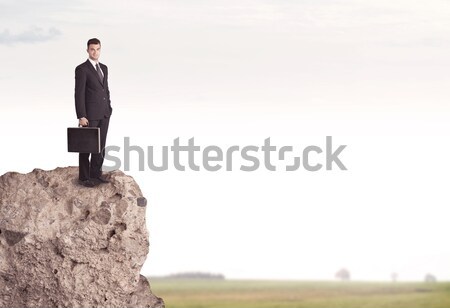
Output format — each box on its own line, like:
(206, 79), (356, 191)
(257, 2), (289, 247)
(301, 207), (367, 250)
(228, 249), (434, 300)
(85, 60), (104, 87)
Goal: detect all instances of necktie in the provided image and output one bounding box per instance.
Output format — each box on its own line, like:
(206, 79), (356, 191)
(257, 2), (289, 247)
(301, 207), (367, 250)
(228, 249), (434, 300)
(95, 63), (104, 83)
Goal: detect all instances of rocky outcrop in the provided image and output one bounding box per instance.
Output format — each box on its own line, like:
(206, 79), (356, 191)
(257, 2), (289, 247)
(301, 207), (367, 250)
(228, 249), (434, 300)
(0, 167), (164, 308)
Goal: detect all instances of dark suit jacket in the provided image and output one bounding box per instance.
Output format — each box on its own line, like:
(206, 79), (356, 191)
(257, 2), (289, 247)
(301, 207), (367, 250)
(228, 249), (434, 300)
(75, 60), (113, 120)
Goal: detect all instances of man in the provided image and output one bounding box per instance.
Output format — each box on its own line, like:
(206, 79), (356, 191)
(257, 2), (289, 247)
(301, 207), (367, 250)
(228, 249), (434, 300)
(75, 38), (113, 187)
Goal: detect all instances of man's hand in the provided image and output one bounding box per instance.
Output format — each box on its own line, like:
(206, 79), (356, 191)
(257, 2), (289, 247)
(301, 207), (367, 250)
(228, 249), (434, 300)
(79, 117), (89, 127)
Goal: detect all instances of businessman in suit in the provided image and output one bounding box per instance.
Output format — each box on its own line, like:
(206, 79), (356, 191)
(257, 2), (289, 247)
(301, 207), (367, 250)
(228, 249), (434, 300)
(75, 38), (113, 187)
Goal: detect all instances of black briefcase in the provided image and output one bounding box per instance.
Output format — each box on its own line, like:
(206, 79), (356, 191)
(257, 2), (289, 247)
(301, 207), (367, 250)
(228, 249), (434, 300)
(67, 126), (101, 153)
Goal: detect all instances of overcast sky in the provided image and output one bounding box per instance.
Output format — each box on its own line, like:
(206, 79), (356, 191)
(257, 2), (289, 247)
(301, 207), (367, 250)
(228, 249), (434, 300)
(1, 0), (450, 281)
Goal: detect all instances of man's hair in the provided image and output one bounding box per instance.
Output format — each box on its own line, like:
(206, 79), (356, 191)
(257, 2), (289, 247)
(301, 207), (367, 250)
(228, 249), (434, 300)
(87, 38), (101, 47)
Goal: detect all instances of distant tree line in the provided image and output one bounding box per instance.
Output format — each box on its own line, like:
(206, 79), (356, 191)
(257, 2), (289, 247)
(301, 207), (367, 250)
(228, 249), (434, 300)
(163, 272), (225, 280)
(154, 269), (439, 282)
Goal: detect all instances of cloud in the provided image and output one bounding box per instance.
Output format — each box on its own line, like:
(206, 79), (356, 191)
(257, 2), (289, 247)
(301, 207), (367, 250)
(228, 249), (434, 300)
(0, 26), (61, 45)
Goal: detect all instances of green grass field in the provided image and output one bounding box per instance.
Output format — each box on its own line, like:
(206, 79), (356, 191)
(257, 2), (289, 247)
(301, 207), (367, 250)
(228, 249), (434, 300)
(149, 279), (450, 308)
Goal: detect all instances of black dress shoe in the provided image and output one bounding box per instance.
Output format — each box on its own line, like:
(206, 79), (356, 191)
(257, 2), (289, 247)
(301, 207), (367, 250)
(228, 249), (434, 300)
(93, 176), (109, 184)
(79, 179), (96, 188)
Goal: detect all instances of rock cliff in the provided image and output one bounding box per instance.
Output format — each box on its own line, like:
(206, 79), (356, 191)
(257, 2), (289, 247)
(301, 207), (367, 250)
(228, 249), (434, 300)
(0, 167), (164, 308)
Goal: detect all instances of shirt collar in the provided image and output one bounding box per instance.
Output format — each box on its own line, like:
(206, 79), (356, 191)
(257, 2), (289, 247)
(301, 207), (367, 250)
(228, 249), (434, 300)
(88, 58), (99, 68)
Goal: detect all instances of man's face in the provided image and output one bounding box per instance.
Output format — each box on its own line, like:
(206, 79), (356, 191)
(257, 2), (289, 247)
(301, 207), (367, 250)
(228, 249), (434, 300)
(87, 43), (101, 61)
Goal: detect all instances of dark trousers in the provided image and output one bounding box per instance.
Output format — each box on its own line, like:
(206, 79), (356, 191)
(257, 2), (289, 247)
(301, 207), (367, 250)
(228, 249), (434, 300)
(79, 117), (110, 181)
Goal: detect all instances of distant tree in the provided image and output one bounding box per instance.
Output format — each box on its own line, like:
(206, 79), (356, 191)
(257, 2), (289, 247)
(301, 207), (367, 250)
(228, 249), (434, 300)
(391, 272), (398, 282)
(424, 273), (437, 283)
(335, 268), (350, 281)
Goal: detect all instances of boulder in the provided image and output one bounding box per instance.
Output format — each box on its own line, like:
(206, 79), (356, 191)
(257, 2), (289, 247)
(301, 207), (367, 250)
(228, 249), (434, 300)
(0, 167), (164, 308)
